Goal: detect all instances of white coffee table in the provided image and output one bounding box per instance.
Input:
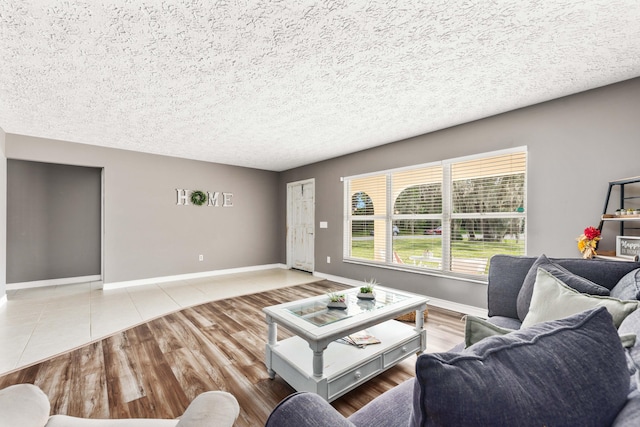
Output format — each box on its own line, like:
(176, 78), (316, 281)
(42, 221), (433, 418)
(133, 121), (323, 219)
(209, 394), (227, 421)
(263, 285), (428, 401)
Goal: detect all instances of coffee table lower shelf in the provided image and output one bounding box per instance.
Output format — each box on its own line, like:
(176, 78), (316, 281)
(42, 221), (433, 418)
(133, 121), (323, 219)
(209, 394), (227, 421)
(267, 320), (425, 402)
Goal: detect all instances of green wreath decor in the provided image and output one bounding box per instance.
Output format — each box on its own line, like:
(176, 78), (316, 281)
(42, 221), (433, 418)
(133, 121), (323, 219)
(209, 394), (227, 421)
(190, 190), (208, 206)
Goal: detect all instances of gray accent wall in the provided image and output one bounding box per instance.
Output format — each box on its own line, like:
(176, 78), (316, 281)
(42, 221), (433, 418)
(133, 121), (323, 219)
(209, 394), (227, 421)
(279, 77), (640, 309)
(5, 136), (280, 284)
(7, 160), (102, 283)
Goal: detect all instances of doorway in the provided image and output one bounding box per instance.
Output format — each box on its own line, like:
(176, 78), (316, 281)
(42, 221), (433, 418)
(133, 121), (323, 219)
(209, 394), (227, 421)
(6, 160), (102, 286)
(287, 179), (315, 272)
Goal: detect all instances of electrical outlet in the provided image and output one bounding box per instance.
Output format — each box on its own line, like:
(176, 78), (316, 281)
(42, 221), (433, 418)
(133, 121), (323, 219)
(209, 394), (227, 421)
(199, 254), (204, 261)
(327, 256), (331, 263)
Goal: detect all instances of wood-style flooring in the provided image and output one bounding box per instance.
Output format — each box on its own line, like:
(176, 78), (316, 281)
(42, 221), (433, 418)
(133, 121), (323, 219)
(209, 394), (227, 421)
(0, 280), (465, 426)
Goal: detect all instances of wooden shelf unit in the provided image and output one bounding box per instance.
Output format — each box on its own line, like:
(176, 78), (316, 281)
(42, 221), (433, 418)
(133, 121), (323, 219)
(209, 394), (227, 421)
(597, 176), (640, 236)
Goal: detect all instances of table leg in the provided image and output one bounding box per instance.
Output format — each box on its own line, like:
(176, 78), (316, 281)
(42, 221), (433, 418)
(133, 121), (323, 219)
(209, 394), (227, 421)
(266, 315), (277, 379)
(267, 316), (277, 346)
(415, 304), (426, 332)
(415, 309), (424, 331)
(312, 350), (324, 378)
(415, 305), (426, 356)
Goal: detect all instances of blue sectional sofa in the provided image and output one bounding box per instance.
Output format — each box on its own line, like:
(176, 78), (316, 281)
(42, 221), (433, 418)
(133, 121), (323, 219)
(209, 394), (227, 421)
(265, 255), (640, 426)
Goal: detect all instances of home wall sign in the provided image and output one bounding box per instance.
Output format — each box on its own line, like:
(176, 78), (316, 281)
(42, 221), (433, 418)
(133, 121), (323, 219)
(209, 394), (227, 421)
(176, 189), (234, 207)
(616, 236), (640, 260)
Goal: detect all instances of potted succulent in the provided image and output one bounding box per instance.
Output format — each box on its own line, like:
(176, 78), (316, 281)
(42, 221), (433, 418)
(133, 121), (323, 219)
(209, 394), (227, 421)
(357, 279), (378, 300)
(327, 292), (347, 309)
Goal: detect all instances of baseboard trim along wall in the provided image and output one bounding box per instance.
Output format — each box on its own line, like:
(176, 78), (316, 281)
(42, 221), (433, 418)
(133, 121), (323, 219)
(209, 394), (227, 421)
(103, 263), (287, 290)
(6, 275), (102, 291)
(0, 295), (7, 307)
(5, 265), (487, 317)
(313, 271), (488, 318)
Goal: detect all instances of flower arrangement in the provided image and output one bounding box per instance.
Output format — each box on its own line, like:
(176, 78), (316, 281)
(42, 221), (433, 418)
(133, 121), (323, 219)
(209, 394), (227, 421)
(577, 226), (601, 259)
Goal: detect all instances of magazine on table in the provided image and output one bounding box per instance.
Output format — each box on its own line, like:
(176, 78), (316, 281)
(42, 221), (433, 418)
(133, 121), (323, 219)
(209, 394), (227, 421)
(337, 329), (381, 348)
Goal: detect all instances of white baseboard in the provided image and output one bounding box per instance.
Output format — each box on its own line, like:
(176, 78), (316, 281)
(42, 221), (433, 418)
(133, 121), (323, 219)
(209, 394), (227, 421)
(0, 294), (7, 307)
(424, 296), (487, 318)
(313, 271), (487, 318)
(6, 275), (102, 291)
(103, 264), (287, 290)
(312, 272), (364, 287)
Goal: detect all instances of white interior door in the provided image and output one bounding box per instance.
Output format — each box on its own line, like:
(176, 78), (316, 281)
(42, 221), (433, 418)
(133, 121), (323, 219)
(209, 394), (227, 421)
(287, 179), (314, 272)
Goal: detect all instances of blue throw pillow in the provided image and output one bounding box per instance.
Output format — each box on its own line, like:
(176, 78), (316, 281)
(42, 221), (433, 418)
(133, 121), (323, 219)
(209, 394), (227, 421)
(410, 307), (629, 427)
(516, 254), (610, 320)
(611, 268), (640, 301)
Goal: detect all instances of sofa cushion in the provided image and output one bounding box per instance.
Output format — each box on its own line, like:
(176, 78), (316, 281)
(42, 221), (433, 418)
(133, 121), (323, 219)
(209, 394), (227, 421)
(620, 308), (640, 361)
(0, 384), (50, 427)
(464, 315), (513, 347)
(410, 307), (630, 427)
(484, 315), (522, 330)
(619, 308), (640, 391)
(521, 268), (639, 329)
(613, 389), (640, 427)
(348, 378), (415, 427)
(612, 268), (640, 301)
(516, 254), (610, 321)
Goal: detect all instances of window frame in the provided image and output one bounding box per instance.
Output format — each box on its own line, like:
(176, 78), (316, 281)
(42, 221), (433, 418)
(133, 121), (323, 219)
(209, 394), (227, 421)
(343, 147), (527, 281)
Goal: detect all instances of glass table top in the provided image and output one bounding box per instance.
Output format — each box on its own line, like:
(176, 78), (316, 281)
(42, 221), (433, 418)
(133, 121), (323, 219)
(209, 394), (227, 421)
(285, 288), (410, 327)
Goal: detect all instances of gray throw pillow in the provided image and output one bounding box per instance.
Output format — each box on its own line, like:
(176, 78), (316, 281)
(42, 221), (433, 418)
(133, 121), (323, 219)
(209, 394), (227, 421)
(522, 268), (639, 329)
(611, 268), (640, 301)
(516, 254), (610, 321)
(464, 315), (514, 348)
(410, 307), (629, 427)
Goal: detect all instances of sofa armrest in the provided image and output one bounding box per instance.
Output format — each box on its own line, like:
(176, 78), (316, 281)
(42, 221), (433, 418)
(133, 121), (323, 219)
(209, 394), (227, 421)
(265, 392), (356, 427)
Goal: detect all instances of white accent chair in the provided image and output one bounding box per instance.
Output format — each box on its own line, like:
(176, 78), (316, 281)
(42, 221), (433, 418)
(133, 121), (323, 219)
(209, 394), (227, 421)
(0, 383), (240, 427)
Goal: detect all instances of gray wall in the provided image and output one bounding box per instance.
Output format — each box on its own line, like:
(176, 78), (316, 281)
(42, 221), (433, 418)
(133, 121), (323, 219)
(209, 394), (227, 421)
(5, 135), (280, 284)
(279, 77), (640, 309)
(2, 78), (639, 308)
(0, 127), (6, 297)
(7, 160), (102, 283)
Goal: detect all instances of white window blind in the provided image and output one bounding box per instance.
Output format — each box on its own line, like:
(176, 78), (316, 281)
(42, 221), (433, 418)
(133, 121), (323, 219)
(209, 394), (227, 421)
(344, 148), (527, 278)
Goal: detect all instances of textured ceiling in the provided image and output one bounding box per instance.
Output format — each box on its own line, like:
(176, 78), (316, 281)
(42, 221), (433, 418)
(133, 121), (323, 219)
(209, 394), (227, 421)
(1, 1), (640, 171)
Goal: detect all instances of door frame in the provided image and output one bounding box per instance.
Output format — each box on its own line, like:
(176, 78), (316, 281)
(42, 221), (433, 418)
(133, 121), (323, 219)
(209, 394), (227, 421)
(286, 178), (315, 272)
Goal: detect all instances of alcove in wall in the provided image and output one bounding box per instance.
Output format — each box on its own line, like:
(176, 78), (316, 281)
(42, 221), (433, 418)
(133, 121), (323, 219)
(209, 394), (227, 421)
(6, 160), (102, 286)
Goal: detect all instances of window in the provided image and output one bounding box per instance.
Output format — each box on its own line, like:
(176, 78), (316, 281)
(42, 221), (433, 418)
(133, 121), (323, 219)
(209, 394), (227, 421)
(344, 148), (527, 278)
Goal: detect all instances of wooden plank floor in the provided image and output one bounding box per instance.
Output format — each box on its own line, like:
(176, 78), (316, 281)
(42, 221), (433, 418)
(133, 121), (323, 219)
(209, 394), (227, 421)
(0, 281), (465, 426)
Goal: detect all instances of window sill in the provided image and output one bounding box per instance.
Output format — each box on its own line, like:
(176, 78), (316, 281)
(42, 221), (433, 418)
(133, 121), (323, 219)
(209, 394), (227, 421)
(343, 258), (488, 285)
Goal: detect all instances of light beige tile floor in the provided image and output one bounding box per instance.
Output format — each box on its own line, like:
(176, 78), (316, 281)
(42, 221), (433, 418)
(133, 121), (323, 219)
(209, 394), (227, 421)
(0, 268), (320, 376)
